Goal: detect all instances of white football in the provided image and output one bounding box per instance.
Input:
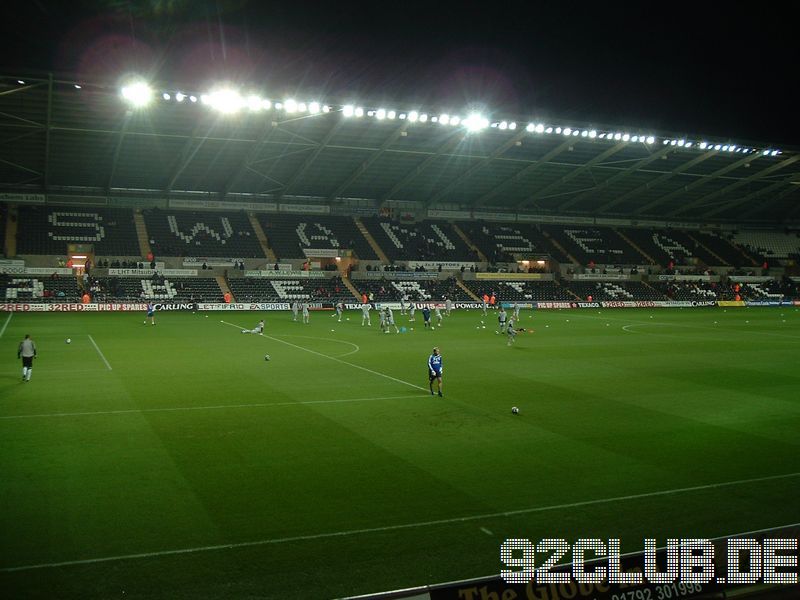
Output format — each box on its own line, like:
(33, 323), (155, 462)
(512, 407), (519, 414)
(66, 338), (71, 344)
(264, 355), (271, 361)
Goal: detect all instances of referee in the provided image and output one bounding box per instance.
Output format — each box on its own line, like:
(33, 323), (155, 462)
(18, 334), (37, 382)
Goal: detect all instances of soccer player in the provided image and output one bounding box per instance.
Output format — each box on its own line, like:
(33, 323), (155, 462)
(361, 302), (371, 326)
(334, 301), (344, 322)
(18, 334), (37, 382)
(143, 302), (155, 325)
(428, 347), (443, 397)
(513, 302), (521, 320)
(378, 307), (386, 332)
(422, 306), (432, 328)
(482, 294), (488, 316)
(385, 307), (399, 333)
(242, 319), (264, 334)
(434, 304), (443, 327)
(445, 296), (453, 316)
(497, 307), (508, 332)
(400, 294), (407, 315)
(409, 304), (416, 322)
(291, 301), (299, 322)
(302, 302), (310, 324)
(506, 320), (517, 346)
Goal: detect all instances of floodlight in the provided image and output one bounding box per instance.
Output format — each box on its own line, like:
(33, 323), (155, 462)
(208, 89), (244, 114)
(246, 95), (262, 111)
(722, 145), (729, 151)
(555, 127), (562, 134)
(200, 94), (210, 105)
(17, 80), (25, 84)
(729, 145), (737, 152)
(323, 105), (331, 113)
(74, 84), (82, 89)
(622, 133), (630, 141)
(663, 140), (670, 145)
(376, 108), (386, 120)
(499, 121), (508, 130)
(677, 139), (685, 146)
(771, 150), (779, 156)
(545, 127), (553, 134)
(354, 107), (364, 117)
(526, 123), (535, 132)
(631, 135), (639, 142)
(297, 102), (307, 112)
(464, 113), (488, 132)
(121, 81), (153, 107)
(670, 140), (677, 146)
(284, 99), (298, 113)
(439, 114), (450, 125)
(645, 136), (655, 144)
(614, 133), (622, 141)
(449, 115), (459, 126)
(408, 111), (419, 122)
(162, 93), (171, 101)
(572, 130), (578, 136)
(684, 142), (692, 148)
(419, 113), (428, 122)
(563, 127), (571, 136)
(189, 95), (197, 103)
(589, 130), (597, 138)
(399, 113), (407, 120)
(699, 142), (708, 149)
(343, 105), (355, 117)
(581, 130), (588, 137)
(431, 116), (439, 123)
(714, 144), (722, 151)
(262, 99), (272, 110)
(175, 92), (186, 102)
(536, 124), (545, 133)
(388, 110), (396, 120)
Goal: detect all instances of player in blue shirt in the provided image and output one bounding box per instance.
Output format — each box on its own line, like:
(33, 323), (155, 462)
(422, 306), (432, 328)
(428, 347), (443, 396)
(144, 303), (156, 325)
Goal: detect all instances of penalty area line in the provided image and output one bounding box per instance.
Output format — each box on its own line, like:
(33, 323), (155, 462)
(220, 320), (426, 392)
(2, 471), (799, 572)
(88, 335), (112, 371)
(0, 312), (11, 338)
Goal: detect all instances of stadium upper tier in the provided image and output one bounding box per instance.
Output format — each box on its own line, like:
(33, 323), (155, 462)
(258, 214), (377, 260)
(143, 209), (264, 258)
(359, 217), (477, 262)
(456, 221), (571, 263)
(15, 206), (140, 256)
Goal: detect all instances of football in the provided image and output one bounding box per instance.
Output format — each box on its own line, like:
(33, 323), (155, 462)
(511, 406), (519, 414)
(264, 355), (271, 361)
(66, 338), (71, 344)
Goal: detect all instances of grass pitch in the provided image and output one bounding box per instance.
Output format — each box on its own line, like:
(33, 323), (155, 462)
(1, 307), (799, 599)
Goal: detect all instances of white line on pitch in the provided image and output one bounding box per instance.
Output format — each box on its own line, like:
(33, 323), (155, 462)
(87, 335), (112, 371)
(0, 394), (422, 420)
(0, 313), (12, 338)
(220, 320), (426, 391)
(2, 471), (799, 573)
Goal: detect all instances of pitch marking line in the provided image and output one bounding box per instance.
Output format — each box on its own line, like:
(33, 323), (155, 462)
(87, 335), (112, 371)
(0, 313), (11, 338)
(270, 334), (360, 358)
(0, 394), (422, 420)
(2, 471), (798, 573)
(220, 320), (426, 392)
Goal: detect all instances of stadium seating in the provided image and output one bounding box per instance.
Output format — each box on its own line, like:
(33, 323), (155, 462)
(2, 275), (81, 302)
(541, 225), (647, 265)
(617, 228), (693, 265)
(228, 276), (354, 303)
(461, 279), (575, 302)
(143, 209), (263, 258)
(89, 276), (223, 302)
(693, 231), (761, 267)
(15, 206), (140, 256)
(457, 221), (571, 263)
(730, 230), (800, 261)
(563, 281), (665, 301)
(258, 214), (377, 260)
(353, 277), (470, 302)
(360, 218), (477, 263)
(651, 281), (719, 301)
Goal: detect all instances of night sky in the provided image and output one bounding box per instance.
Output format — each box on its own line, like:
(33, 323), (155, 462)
(1, 1), (797, 146)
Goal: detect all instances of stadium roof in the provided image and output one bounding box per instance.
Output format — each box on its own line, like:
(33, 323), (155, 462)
(1, 74), (798, 223)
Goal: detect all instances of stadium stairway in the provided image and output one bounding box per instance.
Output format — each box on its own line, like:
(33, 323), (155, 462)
(4, 204), (17, 257)
(452, 222), (488, 262)
(216, 275), (234, 302)
(248, 213), (277, 262)
(615, 228), (655, 265)
(354, 217), (389, 263)
(456, 278), (481, 301)
(133, 210), (152, 258)
(341, 275), (363, 300)
(686, 233), (728, 266)
(542, 229), (578, 265)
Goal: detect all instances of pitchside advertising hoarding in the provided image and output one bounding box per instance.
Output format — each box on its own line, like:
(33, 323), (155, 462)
(346, 525), (800, 600)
